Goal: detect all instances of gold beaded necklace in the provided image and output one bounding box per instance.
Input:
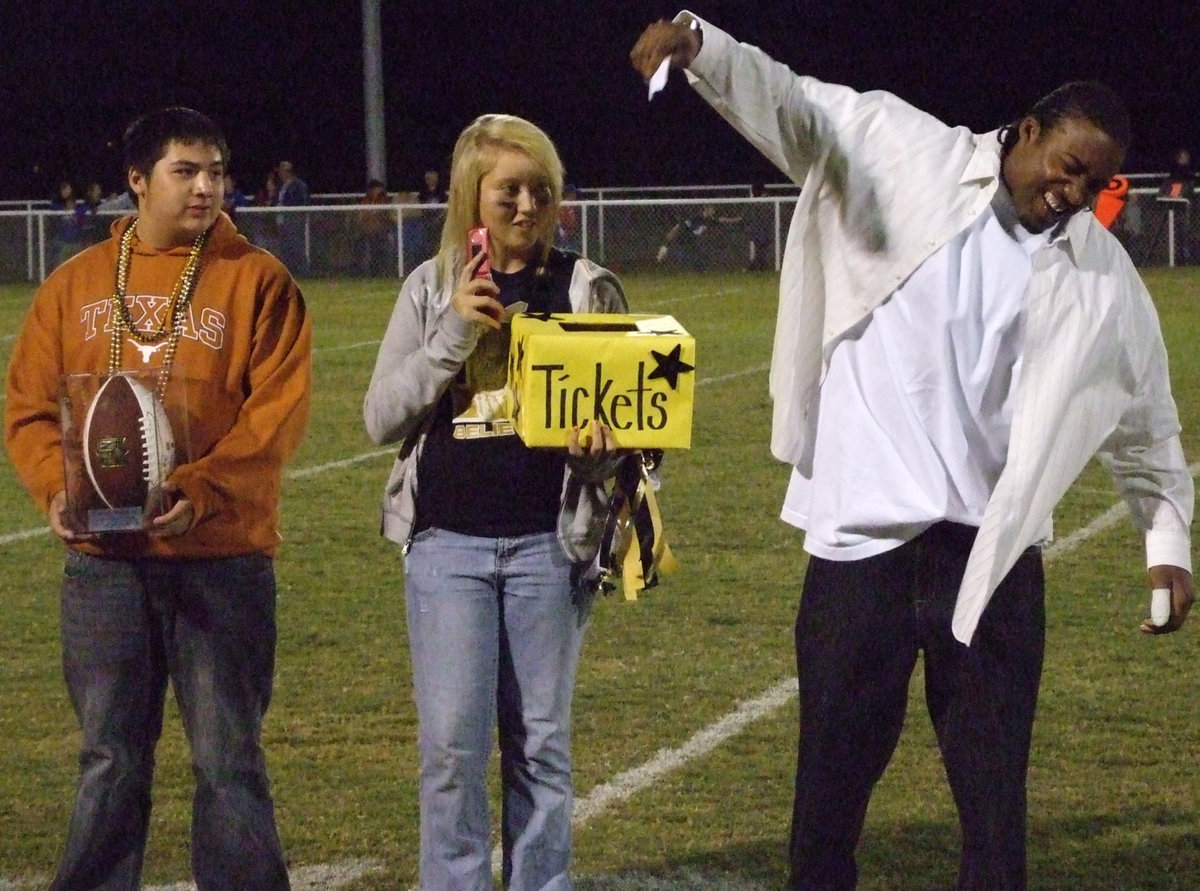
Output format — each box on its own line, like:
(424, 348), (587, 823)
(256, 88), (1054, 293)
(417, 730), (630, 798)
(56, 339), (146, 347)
(106, 222), (208, 399)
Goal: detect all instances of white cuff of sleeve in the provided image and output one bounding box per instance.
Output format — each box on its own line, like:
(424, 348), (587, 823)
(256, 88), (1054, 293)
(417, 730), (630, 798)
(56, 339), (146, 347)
(1145, 528), (1192, 573)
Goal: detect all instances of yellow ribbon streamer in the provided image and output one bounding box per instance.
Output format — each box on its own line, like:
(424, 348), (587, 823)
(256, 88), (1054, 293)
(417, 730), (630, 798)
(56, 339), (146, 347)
(600, 451), (678, 600)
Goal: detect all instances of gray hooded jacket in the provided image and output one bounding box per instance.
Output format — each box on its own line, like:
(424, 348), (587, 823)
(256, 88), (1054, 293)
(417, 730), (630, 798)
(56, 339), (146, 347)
(363, 254), (628, 562)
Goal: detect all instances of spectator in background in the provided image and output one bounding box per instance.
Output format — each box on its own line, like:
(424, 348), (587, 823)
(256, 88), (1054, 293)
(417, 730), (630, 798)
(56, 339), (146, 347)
(50, 178), (77, 209)
(222, 172), (250, 222)
(1160, 147), (1195, 198)
(417, 168), (444, 204)
(76, 181), (109, 246)
(82, 181), (105, 209)
(557, 182), (582, 253)
(745, 182), (773, 269)
(256, 166), (281, 207)
(1159, 148), (1195, 263)
(409, 167), (446, 268)
(97, 190), (136, 214)
(250, 167), (282, 252)
(357, 178), (396, 276)
(48, 179), (86, 267)
(655, 203), (742, 270)
(276, 160), (310, 276)
(276, 160), (308, 205)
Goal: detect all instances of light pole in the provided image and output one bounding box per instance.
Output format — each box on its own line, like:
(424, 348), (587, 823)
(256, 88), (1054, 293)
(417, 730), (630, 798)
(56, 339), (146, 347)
(362, 0), (386, 185)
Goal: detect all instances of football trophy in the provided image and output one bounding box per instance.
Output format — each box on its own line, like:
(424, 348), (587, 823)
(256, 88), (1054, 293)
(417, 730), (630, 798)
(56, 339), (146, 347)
(60, 370), (182, 532)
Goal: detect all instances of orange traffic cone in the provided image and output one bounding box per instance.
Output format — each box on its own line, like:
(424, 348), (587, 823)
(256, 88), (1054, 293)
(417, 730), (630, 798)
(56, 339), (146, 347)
(1094, 176), (1129, 229)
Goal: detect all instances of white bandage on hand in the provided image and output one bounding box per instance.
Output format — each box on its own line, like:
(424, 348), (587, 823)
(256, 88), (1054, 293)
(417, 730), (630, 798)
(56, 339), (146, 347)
(1151, 587), (1172, 626)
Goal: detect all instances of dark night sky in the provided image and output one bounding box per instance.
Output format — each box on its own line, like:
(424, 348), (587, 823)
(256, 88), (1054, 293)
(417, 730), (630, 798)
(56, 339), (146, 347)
(2, 1), (1197, 201)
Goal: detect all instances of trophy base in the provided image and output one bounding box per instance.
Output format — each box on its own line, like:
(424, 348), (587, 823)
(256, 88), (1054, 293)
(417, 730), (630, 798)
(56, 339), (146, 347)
(87, 507), (146, 533)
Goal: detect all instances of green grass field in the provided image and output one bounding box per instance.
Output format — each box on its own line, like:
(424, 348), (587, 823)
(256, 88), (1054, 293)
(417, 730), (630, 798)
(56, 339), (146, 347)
(1, 267), (1198, 889)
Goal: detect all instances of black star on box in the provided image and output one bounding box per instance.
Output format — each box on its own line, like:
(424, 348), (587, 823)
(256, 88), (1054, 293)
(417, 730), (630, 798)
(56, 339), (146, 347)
(647, 344), (695, 390)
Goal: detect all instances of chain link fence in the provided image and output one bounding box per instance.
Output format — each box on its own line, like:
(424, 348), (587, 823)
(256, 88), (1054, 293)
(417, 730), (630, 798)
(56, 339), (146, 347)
(1, 187), (1194, 285)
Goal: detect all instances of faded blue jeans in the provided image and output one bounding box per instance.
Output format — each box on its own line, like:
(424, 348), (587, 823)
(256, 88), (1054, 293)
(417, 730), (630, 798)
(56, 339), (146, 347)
(51, 550), (290, 891)
(404, 528), (591, 891)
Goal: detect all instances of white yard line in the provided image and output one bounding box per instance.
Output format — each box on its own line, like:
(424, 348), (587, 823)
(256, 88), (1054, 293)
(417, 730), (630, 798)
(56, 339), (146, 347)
(298, 287), (742, 360)
(1041, 501), (1129, 561)
(141, 859), (385, 891)
(0, 859), (384, 891)
(0, 526), (50, 546)
(285, 448), (396, 479)
(1043, 458), (1200, 561)
(640, 287), (745, 308)
(575, 868), (772, 890)
(702, 364), (770, 385)
(573, 678), (796, 827)
(315, 340), (383, 354)
(576, 682), (801, 821)
(477, 678), (797, 886)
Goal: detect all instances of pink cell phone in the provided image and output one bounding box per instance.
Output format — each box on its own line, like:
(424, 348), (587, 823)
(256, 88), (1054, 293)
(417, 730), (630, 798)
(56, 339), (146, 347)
(467, 226), (491, 278)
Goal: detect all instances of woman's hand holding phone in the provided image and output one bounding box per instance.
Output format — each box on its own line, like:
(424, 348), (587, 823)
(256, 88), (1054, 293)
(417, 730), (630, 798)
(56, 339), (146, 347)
(451, 247), (504, 330)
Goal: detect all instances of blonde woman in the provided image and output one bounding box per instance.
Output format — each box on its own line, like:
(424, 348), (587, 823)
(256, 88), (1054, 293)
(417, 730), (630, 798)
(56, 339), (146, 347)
(364, 114), (627, 889)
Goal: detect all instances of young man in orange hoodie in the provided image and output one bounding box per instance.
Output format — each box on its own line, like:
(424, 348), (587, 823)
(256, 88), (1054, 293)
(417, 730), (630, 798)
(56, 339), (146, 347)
(5, 107), (311, 890)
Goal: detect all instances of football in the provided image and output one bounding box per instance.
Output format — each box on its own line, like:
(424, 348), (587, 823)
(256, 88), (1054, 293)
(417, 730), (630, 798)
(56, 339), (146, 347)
(82, 374), (176, 513)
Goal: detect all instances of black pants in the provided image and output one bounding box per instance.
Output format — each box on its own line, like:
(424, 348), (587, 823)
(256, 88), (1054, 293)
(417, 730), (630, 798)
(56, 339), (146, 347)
(789, 522), (1045, 890)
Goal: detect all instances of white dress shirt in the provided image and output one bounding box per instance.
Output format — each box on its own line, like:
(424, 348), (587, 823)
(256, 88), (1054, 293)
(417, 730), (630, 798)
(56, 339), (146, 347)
(787, 188), (1051, 560)
(679, 11), (1193, 643)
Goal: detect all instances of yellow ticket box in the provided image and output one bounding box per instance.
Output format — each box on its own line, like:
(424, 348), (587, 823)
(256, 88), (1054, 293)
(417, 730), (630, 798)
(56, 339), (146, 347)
(506, 313), (695, 449)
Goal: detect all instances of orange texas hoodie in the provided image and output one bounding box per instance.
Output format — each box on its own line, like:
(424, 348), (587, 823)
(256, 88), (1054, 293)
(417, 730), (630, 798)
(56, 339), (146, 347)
(5, 213), (312, 559)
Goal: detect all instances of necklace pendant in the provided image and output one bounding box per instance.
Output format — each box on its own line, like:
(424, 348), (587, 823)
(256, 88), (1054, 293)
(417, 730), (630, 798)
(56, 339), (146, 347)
(132, 340), (170, 363)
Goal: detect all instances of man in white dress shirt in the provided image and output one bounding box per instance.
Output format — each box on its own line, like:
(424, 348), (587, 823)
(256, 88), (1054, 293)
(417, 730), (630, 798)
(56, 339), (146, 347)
(632, 13), (1194, 890)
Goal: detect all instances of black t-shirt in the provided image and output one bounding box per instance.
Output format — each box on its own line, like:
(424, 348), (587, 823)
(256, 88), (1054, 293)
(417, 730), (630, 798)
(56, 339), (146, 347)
(414, 250), (578, 538)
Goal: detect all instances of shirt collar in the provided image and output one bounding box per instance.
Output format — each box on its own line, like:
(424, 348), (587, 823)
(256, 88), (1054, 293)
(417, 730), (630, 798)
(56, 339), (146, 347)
(1056, 208), (1093, 261)
(961, 129), (1003, 185)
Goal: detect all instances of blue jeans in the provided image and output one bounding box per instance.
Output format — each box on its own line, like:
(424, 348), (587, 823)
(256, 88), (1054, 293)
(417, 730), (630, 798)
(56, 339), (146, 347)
(404, 529), (591, 891)
(789, 522), (1044, 891)
(51, 551), (290, 891)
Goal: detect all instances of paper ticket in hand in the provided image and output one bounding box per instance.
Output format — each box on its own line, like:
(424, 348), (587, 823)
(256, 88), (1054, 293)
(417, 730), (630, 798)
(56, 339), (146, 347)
(648, 57), (671, 100)
(1151, 587), (1171, 626)
(648, 19), (699, 101)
